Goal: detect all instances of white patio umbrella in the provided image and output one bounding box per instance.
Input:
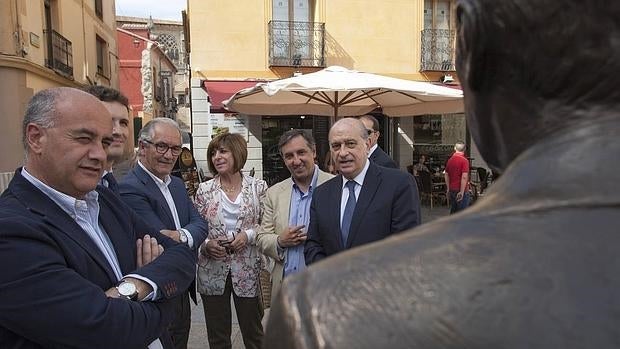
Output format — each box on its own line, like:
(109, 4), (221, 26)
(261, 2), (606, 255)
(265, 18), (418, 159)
(222, 66), (463, 118)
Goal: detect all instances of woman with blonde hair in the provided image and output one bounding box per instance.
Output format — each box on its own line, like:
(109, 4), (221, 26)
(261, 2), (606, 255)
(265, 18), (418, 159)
(194, 132), (268, 349)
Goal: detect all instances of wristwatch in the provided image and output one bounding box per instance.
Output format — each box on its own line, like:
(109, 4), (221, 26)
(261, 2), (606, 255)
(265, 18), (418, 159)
(178, 230), (188, 245)
(116, 280), (139, 301)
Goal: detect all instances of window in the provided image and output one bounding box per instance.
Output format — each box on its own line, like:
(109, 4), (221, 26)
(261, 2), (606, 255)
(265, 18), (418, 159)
(270, 0), (324, 67)
(155, 34), (181, 65)
(95, 0), (103, 19)
(96, 35), (108, 77)
(421, 0), (456, 71)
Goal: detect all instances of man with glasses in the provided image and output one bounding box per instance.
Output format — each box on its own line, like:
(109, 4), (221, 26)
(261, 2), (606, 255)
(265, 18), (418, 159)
(356, 115), (398, 169)
(119, 118), (208, 349)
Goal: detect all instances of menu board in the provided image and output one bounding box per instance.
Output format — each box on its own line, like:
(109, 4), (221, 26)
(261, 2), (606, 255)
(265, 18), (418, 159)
(172, 147), (201, 198)
(210, 113), (249, 140)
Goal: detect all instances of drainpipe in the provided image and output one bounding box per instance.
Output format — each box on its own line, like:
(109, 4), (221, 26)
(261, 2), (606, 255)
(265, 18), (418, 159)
(13, 0), (23, 57)
(81, 0), (88, 83)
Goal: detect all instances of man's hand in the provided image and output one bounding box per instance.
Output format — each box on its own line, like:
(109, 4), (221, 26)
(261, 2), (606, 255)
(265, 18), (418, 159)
(203, 240), (227, 260)
(456, 191), (464, 202)
(105, 277), (153, 301)
(136, 234), (164, 268)
(160, 229), (180, 242)
(277, 225), (306, 248)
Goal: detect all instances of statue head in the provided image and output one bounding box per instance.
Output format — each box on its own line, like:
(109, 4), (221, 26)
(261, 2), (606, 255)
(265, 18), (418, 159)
(456, 0), (620, 172)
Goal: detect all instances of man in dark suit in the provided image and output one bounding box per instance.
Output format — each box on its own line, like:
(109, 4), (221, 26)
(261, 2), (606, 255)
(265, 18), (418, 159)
(0, 87), (196, 348)
(83, 86), (131, 194)
(356, 114), (398, 169)
(304, 118), (420, 264)
(120, 118), (208, 349)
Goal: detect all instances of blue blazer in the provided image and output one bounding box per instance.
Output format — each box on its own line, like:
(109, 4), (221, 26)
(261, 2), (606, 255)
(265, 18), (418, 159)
(0, 169), (196, 349)
(119, 165), (208, 247)
(119, 165), (208, 304)
(305, 162), (421, 264)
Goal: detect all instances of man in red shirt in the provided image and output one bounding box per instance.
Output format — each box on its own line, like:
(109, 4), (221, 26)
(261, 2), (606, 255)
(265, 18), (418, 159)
(444, 141), (470, 213)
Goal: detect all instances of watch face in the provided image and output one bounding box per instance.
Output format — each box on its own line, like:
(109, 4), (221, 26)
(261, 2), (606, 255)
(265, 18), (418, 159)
(179, 231), (188, 243)
(118, 282), (137, 297)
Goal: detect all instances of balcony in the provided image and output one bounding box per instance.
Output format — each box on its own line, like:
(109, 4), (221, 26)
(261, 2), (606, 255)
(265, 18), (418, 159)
(268, 20), (325, 68)
(45, 30), (73, 79)
(420, 29), (456, 71)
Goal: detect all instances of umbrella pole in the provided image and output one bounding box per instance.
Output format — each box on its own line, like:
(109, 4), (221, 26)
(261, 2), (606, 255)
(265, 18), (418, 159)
(331, 92), (338, 125)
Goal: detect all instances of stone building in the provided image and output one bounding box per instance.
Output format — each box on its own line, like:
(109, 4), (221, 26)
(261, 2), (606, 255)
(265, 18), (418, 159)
(116, 16), (190, 132)
(0, 0), (119, 188)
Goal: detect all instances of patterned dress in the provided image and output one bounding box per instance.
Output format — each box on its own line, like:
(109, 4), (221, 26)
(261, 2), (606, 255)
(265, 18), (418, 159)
(195, 174), (268, 297)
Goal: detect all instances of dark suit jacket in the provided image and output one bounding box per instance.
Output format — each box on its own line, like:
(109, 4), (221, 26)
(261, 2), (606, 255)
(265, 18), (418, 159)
(369, 146), (398, 169)
(0, 169), (196, 349)
(119, 165), (208, 247)
(304, 162), (420, 264)
(119, 165), (208, 302)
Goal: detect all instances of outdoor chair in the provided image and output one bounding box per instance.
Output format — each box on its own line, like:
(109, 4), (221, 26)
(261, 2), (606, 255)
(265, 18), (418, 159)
(418, 171), (446, 209)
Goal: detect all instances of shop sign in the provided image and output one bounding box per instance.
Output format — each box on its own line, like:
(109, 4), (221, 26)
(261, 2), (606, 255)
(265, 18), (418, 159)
(210, 113), (249, 141)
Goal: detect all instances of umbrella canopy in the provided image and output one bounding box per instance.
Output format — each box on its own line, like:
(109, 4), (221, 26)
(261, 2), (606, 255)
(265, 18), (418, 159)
(223, 66), (463, 118)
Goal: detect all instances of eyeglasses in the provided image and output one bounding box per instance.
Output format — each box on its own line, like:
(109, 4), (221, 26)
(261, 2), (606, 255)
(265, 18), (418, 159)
(142, 139), (182, 156)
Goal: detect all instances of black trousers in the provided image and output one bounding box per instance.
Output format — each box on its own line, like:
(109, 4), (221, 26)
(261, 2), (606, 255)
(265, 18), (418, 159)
(169, 290), (191, 349)
(201, 273), (264, 349)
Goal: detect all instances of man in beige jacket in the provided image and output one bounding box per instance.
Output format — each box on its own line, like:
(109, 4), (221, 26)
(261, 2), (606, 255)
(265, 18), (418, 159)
(256, 129), (333, 301)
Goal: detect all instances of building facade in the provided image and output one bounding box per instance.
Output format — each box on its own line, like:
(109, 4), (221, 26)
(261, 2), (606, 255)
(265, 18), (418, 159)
(0, 0), (119, 176)
(117, 16), (190, 133)
(117, 27), (178, 140)
(187, 0), (482, 183)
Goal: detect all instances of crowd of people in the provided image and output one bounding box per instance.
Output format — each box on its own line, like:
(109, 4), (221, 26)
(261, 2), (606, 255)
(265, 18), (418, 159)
(2, 0), (618, 348)
(0, 85), (421, 348)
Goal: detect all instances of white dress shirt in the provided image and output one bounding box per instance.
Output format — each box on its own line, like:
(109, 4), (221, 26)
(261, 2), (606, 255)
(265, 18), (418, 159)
(339, 160), (370, 226)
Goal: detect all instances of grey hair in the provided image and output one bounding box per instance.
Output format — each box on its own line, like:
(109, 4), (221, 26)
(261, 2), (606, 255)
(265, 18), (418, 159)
(22, 88), (62, 150)
(330, 117), (369, 140)
(454, 141), (466, 152)
(138, 118), (182, 143)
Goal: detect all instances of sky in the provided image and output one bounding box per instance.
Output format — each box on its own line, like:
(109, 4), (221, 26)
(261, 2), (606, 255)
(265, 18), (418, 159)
(115, 0), (187, 21)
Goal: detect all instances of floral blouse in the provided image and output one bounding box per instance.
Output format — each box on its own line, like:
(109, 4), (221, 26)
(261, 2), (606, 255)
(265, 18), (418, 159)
(194, 174), (268, 297)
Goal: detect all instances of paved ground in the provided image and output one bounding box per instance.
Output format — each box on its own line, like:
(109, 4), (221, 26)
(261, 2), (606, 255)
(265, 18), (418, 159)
(187, 204), (450, 348)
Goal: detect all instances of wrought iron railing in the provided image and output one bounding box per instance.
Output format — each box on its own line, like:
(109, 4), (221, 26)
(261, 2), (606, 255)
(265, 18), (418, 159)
(268, 20), (325, 68)
(45, 30), (73, 78)
(420, 29), (456, 71)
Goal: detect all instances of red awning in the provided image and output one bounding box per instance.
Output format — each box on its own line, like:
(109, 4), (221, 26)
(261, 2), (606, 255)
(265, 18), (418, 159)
(203, 80), (261, 113)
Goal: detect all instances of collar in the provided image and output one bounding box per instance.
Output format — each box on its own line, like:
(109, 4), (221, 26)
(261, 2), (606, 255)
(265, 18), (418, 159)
(342, 159), (370, 189)
(292, 165), (319, 194)
(138, 160), (171, 187)
(368, 144), (378, 158)
(471, 118), (620, 215)
(21, 167), (99, 216)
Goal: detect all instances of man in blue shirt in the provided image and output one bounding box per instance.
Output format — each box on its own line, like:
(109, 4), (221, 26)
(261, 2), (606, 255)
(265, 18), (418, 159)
(256, 129), (333, 299)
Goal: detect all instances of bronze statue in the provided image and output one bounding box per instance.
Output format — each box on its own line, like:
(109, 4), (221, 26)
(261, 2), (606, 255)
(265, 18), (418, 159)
(264, 0), (620, 348)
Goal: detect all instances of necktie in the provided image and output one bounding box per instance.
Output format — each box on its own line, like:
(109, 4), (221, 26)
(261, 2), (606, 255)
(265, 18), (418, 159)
(103, 173), (119, 194)
(341, 180), (357, 247)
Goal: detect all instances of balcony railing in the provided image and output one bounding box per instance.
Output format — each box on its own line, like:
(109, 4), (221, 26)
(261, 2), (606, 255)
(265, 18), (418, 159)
(420, 29), (456, 71)
(45, 29), (73, 78)
(269, 20), (325, 68)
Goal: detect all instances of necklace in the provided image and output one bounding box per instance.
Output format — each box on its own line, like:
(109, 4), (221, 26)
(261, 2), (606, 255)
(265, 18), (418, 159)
(221, 185), (238, 194)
